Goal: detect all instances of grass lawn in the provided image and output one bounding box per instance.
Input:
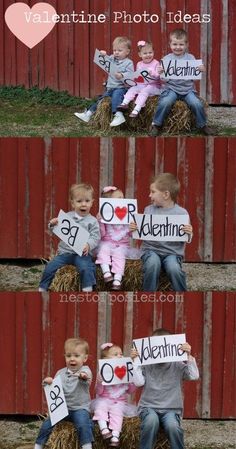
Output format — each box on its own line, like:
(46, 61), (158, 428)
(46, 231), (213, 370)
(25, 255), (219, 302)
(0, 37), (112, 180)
(0, 85), (235, 137)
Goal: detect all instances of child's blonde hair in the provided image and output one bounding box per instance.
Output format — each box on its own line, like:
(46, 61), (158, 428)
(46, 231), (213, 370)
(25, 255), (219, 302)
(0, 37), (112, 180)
(152, 173), (180, 202)
(101, 186), (123, 198)
(69, 183), (94, 200)
(113, 36), (131, 50)
(100, 342), (121, 359)
(137, 40), (153, 52)
(169, 29), (188, 42)
(64, 337), (89, 354)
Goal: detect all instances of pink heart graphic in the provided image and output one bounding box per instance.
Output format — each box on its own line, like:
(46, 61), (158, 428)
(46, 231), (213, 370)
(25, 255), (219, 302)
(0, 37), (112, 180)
(134, 75), (145, 83)
(5, 2), (57, 49)
(114, 366), (126, 380)
(114, 207), (127, 221)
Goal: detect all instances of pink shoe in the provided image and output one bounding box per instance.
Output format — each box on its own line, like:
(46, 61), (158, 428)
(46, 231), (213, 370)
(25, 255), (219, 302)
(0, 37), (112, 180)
(101, 429), (112, 440)
(103, 272), (113, 283)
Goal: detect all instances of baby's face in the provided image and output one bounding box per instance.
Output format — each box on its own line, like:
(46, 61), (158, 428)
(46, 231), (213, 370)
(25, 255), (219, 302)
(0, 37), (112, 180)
(106, 346), (123, 359)
(113, 43), (130, 60)
(71, 189), (94, 217)
(169, 37), (188, 57)
(139, 45), (154, 64)
(65, 344), (88, 371)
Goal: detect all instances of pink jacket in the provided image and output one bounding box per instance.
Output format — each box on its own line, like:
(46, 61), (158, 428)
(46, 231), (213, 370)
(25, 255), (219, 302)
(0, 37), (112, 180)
(99, 222), (131, 245)
(136, 59), (162, 88)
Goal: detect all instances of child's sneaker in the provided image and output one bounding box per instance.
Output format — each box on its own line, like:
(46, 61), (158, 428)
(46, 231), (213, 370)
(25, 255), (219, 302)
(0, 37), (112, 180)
(74, 110), (93, 123)
(110, 436), (120, 447)
(101, 428), (112, 440)
(129, 109), (139, 118)
(103, 272), (113, 283)
(110, 112), (126, 127)
(117, 104), (129, 111)
(111, 280), (122, 290)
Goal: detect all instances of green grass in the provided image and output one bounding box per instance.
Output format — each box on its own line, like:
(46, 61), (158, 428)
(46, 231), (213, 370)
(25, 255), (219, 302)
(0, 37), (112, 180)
(0, 85), (235, 137)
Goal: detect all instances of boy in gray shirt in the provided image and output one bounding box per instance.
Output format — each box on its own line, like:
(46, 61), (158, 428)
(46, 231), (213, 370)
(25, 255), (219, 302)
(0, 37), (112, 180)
(39, 183), (100, 292)
(74, 36), (134, 127)
(131, 328), (199, 449)
(34, 338), (94, 449)
(150, 29), (213, 136)
(130, 173), (193, 291)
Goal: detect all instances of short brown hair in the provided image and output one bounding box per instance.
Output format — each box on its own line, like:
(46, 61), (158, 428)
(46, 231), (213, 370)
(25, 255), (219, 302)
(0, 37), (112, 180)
(113, 36), (131, 50)
(169, 29), (188, 42)
(152, 328), (171, 336)
(64, 337), (89, 354)
(152, 173), (180, 202)
(69, 183), (94, 200)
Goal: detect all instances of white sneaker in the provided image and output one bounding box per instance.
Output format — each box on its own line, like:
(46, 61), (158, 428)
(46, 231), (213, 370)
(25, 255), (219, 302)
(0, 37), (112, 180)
(74, 110), (93, 123)
(110, 112), (126, 127)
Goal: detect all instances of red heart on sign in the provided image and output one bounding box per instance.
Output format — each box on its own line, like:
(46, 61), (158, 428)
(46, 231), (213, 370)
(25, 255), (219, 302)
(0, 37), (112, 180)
(115, 207), (127, 220)
(114, 366), (126, 380)
(134, 75), (144, 83)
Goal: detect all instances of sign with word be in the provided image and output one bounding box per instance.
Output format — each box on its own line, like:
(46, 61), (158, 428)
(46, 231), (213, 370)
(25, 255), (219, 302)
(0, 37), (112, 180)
(132, 214), (189, 241)
(99, 357), (134, 385)
(100, 198), (137, 225)
(160, 58), (203, 80)
(132, 334), (187, 366)
(44, 376), (68, 426)
(94, 49), (159, 86)
(52, 210), (89, 256)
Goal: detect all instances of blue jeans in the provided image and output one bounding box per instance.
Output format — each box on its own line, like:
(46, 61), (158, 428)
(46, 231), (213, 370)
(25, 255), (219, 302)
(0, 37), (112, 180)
(89, 88), (127, 114)
(141, 251), (186, 291)
(36, 409), (94, 446)
(139, 408), (184, 449)
(39, 253), (96, 290)
(153, 89), (206, 128)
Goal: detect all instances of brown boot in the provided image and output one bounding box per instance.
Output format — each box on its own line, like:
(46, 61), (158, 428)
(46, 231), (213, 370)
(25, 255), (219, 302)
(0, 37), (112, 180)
(200, 125), (214, 135)
(149, 124), (162, 136)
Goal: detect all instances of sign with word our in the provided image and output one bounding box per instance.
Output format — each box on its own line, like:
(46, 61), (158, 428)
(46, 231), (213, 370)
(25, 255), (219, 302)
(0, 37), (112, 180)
(100, 198), (137, 225)
(99, 357), (134, 385)
(132, 214), (189, 241)
(44, 376), (68, 425)
(52, 210), (89, 256)
(160, 58), (203, 79)
(132, 334), (187, 366)
(94, 49), (159, 86)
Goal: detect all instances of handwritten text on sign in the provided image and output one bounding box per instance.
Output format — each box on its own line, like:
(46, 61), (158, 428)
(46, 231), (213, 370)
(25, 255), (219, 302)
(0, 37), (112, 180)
(44, 376), (68, 425)
(94, 49), (158, 87)
(132, 214), (189, 241)
(160, 58), (202, 79)
(99, 357), (134, 385)
(100, 198), (137, 225)
(52, 210), (89, 256)
(133, 334), (187, 366)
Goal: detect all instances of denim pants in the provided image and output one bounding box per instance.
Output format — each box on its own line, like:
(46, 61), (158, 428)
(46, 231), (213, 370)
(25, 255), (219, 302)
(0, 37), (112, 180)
(39, 253), (96, 290)
(141, 251), (187, 291)
(89, 88), (127, 114)
(153, 89), (206, 128)
(36, 409), (94, 446)
(139, 408), (184, 449)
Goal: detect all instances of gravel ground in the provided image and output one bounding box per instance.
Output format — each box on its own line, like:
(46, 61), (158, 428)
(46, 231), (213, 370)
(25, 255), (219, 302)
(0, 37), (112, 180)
(0, 418), (235, 449)
(207, 106), (236, 130)
(0, 261), (235, 292)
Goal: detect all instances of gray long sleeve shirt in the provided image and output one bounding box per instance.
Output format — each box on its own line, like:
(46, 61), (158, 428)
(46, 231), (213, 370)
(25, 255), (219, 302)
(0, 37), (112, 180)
(55, 366), (92, 411)
(141, 204), (190, 258)
(105, 55), (134, 89)
(162, 52), (197, 95)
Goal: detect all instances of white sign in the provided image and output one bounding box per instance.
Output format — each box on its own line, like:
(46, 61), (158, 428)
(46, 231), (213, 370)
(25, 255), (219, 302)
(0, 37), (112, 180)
(44, 376), (68, 426)
(93, 49), (158, 86)
(99, 357), (134, 385)
(160, 58), (203, 79)
(52, 210), (89, 256)
(133, 334), (187, 366)
(100, 198), (137, 225)
(132, 214), (189, 241)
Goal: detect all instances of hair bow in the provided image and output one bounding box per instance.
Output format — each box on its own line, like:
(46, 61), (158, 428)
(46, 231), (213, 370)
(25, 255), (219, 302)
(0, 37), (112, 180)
(102, 186), (118, 193)
(101, 342), (113, 350)
(137, 40), (146, 47)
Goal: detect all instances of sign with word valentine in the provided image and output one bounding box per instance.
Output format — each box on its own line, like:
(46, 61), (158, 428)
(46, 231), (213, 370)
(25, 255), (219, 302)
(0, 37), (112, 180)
(132, 334), (187, 366)
(99, 357), (134, 385)
(52, 210), (89, 256)
(44, 376), (68, 425)
(100, 198), (137, 225)
(94, 49), (158, 86)
(132, 214), (189, 241)
(160, 58), (203, 79)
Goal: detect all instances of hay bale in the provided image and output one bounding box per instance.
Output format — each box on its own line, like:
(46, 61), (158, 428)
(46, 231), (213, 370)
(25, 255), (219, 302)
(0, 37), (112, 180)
(47, 418), (170, 449)
(90, 96), (207, 134)
(49, 260), (171, 292)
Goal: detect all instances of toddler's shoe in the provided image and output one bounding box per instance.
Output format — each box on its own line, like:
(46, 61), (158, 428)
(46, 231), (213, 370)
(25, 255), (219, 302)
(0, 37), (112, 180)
(129, 109), (139, 118)
(110, 112), (126, 127)
(74, 110), (93, 123)
(200, 125), (214, 135)
(111, 280), (122, 290)
(117, 104), (129, 111)
(110, 436), (120, 447)
(149, 124), (162, 136)
(101, 429), (112, 440)
(103, 272), (113, 283)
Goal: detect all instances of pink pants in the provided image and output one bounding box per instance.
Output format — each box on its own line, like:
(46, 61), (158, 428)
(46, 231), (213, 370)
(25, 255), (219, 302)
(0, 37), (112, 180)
(96, 242), (128, 275)
(123, 84), (162, 108)
(93, 399), (125, 432)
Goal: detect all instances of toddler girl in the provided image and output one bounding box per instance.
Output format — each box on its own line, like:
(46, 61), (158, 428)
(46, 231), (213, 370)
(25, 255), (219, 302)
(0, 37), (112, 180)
(92, 342), (136, 447)
(118, 40), (163, 118)
(96, 186), (131, 290)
